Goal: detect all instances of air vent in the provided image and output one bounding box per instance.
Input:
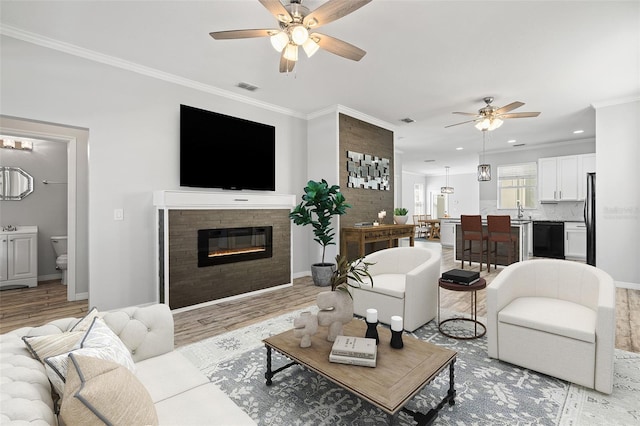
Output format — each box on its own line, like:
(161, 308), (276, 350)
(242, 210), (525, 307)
(400, 117), (415, 123)
(236, 82), (259, 92)
(423, 159), (436, 163)
(513, 143), (526, 147)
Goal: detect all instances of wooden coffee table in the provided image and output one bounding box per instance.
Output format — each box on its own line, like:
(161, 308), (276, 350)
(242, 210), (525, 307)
(263, 320), (457, 425)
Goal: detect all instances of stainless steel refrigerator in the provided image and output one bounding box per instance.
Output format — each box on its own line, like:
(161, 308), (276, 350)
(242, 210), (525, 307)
(584, 172), (596, 266)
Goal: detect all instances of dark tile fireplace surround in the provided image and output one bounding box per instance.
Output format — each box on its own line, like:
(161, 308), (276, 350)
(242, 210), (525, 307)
(160, 207), (291, 310)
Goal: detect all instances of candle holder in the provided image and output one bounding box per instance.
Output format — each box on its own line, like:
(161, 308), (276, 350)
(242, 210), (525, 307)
(390, 329), (404, 349)
(365, 320), (379, 344)
(390, 315), (404, 349)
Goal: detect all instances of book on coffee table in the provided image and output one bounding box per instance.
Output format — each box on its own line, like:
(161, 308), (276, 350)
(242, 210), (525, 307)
(329, 350), (377, 367)
(441, 269), (480, 285)
(330, 335), (377, 359)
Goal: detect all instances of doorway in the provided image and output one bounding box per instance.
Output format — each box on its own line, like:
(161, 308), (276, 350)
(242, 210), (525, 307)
(0, 115), (89, 302)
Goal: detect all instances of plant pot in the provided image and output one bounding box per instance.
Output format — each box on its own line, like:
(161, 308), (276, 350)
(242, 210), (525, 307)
(311, 263), (335, 287)
(394, 215), (408, 225)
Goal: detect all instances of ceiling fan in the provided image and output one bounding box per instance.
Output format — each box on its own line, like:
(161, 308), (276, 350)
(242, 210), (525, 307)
(445, 97), (541, 131)
(209, 0), (371, 73)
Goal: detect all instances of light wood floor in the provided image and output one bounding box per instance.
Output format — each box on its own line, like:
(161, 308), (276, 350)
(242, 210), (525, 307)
(1, 245), (638, 353)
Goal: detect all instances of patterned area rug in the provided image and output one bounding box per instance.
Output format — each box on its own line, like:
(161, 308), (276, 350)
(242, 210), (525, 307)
(178, 307), (640, 425)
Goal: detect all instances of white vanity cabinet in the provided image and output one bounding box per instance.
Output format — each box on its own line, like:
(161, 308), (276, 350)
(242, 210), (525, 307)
(564, 222), (587, 261)
(0, 226), (38, 288)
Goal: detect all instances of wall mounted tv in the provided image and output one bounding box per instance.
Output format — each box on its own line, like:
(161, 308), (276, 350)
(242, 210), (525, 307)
(180, 104), (276, 191)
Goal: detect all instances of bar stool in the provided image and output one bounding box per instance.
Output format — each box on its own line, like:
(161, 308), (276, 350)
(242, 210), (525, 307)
(460, 215), (489, 271)
(487, 215), (518, 271)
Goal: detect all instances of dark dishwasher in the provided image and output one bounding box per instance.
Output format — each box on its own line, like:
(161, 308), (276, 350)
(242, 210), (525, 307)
(533, 221), (565, 259)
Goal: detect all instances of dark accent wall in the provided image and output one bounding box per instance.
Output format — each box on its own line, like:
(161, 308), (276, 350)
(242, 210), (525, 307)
(338, 113), (395, 258)
(166, 209), (290, 310)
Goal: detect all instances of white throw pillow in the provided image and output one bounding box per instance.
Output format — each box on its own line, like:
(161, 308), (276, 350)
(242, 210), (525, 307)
(44, 317), (135, 395)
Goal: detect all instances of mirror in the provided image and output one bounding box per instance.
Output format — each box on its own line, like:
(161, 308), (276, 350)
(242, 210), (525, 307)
(0, 166), (34, 200)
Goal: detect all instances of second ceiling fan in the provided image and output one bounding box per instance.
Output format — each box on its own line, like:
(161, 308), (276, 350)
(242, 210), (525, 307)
(209, 0), (371, 73)
(446, 97), (541, 131)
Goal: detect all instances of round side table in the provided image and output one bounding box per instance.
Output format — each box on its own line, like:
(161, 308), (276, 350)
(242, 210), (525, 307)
(437, 277), (487, 339)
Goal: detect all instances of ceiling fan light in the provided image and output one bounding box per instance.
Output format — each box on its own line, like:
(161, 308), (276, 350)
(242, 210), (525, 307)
(270, 31), (289, 52)
(488, 118), (503, 131)
(290, 25), (309, 45)
(475, 118), (490, 131)
(283, 43), (298, 61)
(302, 38), (319, 57)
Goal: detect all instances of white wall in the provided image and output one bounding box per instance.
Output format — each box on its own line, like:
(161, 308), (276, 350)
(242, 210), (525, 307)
(424, 172), (479, 218)
(1, 36), (307, 310)
(594, 99), (639, 287)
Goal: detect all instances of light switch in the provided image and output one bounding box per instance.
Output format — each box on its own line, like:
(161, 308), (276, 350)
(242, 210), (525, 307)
(114, 208), (124, 221)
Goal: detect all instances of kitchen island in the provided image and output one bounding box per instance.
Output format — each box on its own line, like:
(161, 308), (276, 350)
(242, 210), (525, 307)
(450, 219), (531, 267)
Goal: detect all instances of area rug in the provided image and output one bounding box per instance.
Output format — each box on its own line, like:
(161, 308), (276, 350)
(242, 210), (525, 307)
(178, 307), (640, 425)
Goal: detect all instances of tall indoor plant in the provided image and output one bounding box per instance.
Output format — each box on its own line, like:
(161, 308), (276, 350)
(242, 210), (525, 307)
(290, 179), (350, 286)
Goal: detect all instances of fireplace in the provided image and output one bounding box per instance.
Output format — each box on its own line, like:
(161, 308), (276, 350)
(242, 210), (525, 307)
(198, 226), (272, 267)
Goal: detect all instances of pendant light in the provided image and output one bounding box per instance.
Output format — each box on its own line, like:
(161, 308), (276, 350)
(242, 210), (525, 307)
(441, 166), (454, 194)
(478, 130), (491, 181)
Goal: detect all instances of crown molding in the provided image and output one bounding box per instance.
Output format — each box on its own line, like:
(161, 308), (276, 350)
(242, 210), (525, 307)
(591, 96), (640, 109)
(307, 104), (396, 132)
(0, 25), (306, 119)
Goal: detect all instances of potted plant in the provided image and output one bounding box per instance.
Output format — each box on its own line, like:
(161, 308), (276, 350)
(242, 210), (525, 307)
(289, 179), (351, 286)
(316, 254), (374, 341)
(393, 207), (409, 224)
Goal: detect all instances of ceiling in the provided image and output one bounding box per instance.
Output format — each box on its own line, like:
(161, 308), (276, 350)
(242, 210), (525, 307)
(1, 1), (639, 176)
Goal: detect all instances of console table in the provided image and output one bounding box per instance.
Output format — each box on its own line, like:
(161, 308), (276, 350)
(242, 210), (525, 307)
(341, 224), (415, 258)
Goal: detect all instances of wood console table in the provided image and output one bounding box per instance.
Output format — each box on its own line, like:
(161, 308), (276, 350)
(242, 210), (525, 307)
(341, 224), (415, 258)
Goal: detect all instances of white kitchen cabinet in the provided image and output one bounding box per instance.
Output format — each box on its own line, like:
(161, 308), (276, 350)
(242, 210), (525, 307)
(539, 154), (592, 202)
(565, 222), (587, 261)
(439, 219), (456, 247)
(0, 227), (38, 289)
(578, 153), (596, 200)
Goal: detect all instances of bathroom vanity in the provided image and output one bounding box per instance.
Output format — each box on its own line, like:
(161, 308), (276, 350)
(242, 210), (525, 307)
(0, 226), (38, 289)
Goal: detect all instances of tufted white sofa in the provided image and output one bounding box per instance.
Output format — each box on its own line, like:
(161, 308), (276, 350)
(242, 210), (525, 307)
(0, 303), (256, 425)
(487, 259), (616, 394)
(349, 246), (441, 332)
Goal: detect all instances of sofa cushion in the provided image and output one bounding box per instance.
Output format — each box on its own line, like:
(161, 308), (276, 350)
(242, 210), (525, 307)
(22, 331), (84, 363)
(498, 297), (597, 343)
(44, 317), (135, 395)
(356, 274), (405, 299)
(59, 353), (158, 426)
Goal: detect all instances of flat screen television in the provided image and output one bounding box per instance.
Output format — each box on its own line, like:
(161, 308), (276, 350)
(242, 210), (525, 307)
(180, 104), (276, 191)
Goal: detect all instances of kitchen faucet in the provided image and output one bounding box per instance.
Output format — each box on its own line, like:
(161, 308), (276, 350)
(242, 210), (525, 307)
(517, 200), (524, 219)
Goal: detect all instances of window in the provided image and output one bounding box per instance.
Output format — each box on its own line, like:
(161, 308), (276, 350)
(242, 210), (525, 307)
(497, 162), (537, 209)
(413, 183), (424, 215)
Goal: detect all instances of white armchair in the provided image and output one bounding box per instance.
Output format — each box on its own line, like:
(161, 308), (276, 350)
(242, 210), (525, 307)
(349, 246), (441, 332)
(487, 259), (616, 394)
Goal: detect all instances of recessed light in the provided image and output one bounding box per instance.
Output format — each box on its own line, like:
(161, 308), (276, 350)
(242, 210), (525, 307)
(456, 147), (463, 151)
(573, 130), (584, 134)
(507, 139), (516, 144)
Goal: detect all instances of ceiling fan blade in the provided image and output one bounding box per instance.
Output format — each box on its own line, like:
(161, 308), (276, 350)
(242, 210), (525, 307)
(494, 101), (524, 114)
(210, 29), (278, 40)
(279, 51), (296, 73)
(499, 112), (541, 119)
(259, 0), (292, 23)
(452, 112), (480, 116)
(304, 0), (371, 28)
(445, 119), (480, 128)
(312, 33), (366, 61)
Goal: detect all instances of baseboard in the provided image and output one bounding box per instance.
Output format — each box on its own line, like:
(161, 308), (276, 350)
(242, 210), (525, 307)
(616, 281), (640, 291)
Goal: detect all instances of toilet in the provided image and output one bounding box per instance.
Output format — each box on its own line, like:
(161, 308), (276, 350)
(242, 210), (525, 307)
(50, 236), (68, 285)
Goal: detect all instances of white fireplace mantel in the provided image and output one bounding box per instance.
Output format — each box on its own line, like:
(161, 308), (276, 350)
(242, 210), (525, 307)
(153, 190), (296, 210)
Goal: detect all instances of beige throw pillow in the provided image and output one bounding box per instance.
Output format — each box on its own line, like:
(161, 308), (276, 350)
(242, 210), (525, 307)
(59, 353), (158, 426)
(22, 332), (84, 363)
(44, 317), (135, 395)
